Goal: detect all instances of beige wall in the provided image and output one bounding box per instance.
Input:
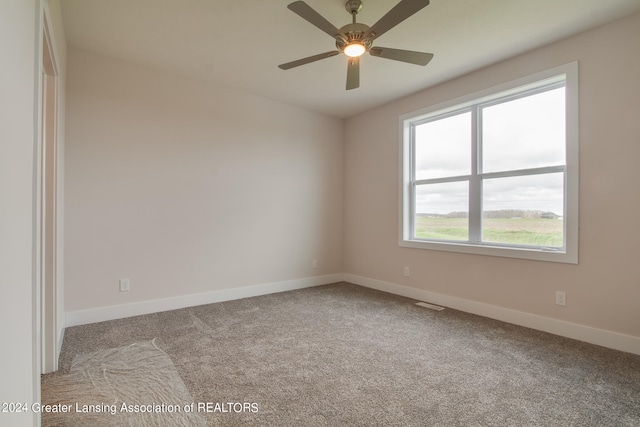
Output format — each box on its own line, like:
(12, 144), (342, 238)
(65, 48), (344, 312)
(344, 12), (640, 339)
(0, 0), (38, 425)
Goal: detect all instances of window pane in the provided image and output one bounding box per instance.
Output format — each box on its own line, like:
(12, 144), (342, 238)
(415, 111), (471, 180)
(415, 181), (469, 241)
(482, 173), (564, 247)
(482, 87), (565, 173)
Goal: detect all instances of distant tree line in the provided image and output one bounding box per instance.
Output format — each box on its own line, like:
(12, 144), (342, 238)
(418, 210), (560, 219)
(483, 210), (560, 219)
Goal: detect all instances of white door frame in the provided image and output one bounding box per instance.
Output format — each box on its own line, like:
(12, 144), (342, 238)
(39, 5), (60, 374)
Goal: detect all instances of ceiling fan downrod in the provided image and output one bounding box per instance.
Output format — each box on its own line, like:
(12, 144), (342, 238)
(345, 0), (363, 23)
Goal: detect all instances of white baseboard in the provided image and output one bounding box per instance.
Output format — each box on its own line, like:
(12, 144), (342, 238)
(65, 272), (639, 356)
(344, 273), (640, 356)
(65, 273), (345, 327)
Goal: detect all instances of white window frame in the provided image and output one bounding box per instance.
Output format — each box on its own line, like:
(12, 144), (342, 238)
(399, 62), (578, 264)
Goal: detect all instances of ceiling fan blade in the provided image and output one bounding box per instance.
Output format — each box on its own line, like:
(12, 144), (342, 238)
(364, 0), (429, 41)
(369, 47), (433, 66)
(346, 57), (360, 90)
(287, 1), (341, 39)
(278, 51), (340, 70)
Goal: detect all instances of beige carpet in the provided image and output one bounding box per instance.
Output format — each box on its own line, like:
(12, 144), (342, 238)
(44, 282), (640, 426)
(41, 339), (206, 426)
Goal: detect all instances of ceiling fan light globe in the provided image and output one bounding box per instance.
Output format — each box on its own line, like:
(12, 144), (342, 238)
(344, 43), (366, 57)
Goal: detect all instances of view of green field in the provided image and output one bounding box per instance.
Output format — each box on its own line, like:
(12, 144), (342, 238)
(415, 216), (563, 247)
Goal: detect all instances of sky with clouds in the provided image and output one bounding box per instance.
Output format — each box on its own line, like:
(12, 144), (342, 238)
(414, 87), (565, 215)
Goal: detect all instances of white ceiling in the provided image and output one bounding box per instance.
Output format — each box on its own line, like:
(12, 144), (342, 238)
(60, 0), (640, 118)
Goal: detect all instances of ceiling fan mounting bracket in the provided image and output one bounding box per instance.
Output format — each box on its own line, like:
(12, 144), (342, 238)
(345, 0), (363, 16)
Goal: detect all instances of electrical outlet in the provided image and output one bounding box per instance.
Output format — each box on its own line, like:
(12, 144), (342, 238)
(404, 266), (410, 277)
(119, 278), (130, 292)
(312, 259), (318, 269)
(555, 291), (566, 306)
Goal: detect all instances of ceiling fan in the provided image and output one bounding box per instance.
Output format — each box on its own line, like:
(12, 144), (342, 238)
(278, 0), (433, 90)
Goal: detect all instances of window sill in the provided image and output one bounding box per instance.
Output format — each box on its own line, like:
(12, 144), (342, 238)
(400, 239), (577, 264)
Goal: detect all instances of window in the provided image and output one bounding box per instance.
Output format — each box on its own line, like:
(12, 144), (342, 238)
(400, 63), (578, 263)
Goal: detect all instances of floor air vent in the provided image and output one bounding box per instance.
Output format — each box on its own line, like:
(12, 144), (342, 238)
(416, 302), (445, 311)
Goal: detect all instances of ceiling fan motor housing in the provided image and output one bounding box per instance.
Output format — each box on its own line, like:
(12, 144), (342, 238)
(336, 23), (372, 52)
